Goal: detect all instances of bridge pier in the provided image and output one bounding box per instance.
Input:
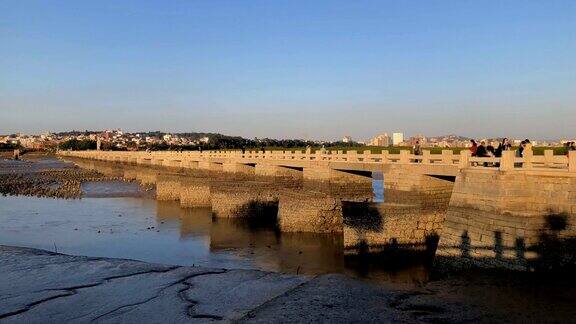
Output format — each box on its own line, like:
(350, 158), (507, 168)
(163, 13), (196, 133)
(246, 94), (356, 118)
(137, 158), (152, 165)
(126, 157), (137, 164)
(179, 178), (212, 208)
(199, 161), (223, 171)
(123, 167), (138, 180)
(156, 174), (182, 201)
(383, 168), (454, 205)
(303, 167), (373, 202)
(135, 168), (157, 185)
(222, 162), (255, 176)
(342, 201), (445, 254)
(211, 182), (278, 218)
(165, 160), (183, 169)
(183, 160), (199, 169)
(303, 167), (371, 183)
(255, 163), (302, 179)
(278, 190), (343, 233)
(151, 158), (165, 167)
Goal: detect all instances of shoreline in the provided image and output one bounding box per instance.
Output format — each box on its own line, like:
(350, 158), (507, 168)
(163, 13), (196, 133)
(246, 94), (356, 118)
(2, 245), (575, 322)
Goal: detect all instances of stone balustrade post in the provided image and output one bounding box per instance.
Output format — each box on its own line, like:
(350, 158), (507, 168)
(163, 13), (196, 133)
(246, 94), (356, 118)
(399, 150), (410, 164)
(422, 150), (431, 164)
(347, 150), (358, 162)
(543, 149), (553, 167)
(499, 150), (515, 171)
(523, 149), (533, 169)
(441, 150), (453, 164)
(381, 150), (389, 164)
(459, 150), (471, 169)
(363, 150), (372, 162)
(569, 151), (576, 173)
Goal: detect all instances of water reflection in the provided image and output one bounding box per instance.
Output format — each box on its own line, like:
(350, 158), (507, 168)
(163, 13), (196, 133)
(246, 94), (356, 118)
(0, 195), (428, 283)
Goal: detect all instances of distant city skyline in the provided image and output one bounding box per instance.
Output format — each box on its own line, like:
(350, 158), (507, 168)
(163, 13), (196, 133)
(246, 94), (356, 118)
(2, 1), (575, 140)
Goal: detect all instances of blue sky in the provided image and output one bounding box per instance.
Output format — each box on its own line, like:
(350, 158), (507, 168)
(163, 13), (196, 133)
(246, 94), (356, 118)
(1, 0), (575, 140)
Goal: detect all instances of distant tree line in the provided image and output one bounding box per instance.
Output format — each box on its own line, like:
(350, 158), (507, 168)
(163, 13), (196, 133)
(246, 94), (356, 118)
(146, 137), (364, 151)
(0, 142), (20, 150)
(58, 139), (97, 150)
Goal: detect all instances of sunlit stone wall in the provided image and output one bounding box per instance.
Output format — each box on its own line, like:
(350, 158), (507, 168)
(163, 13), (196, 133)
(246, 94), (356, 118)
(278, 190), (343, 233)
(343, 202), (447, 253)
(437, 169), (576, 271)
(156, 174), (182, 201)
(179, 178), (212, 208)
(211, 182), (278, 218)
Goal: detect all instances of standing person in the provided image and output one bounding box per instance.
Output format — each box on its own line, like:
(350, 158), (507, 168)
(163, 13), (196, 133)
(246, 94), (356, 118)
(469, 140), (478, 157)
(495, 138), (511, 157)
(565, 142), (576, 156)
(413, 140), (422, 163)
(413, 140), (422, 156)
(517, 140), (526, 158)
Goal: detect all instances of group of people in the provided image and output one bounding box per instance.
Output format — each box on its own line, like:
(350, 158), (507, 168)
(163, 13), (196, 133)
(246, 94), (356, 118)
(468, 138), (520, 158)
(411, 137), (576, 167)
(412, 137), (521, 159)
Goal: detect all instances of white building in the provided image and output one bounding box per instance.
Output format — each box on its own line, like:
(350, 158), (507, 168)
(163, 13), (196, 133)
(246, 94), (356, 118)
(342, 136), (352, 143)
(392, 132), (404, 146)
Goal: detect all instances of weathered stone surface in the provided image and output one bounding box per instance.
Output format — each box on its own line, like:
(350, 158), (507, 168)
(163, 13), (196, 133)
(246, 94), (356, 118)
(255, 163), (302, 180)
(278, 190), (343, 233)
(179, 178), (212, 208)
(343, 202), (446, 252)
(156, 174), (182, 201)
(437, 169), (576, 270)
(222, 162), (255, 176)
(211, 182), (278, 218)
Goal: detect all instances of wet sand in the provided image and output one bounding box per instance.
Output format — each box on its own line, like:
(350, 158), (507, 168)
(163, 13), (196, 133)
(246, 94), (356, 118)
(2, 245), (575, 323)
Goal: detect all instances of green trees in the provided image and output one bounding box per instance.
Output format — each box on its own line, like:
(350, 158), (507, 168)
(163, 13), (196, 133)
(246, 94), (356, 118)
(58, 139), (96, 150)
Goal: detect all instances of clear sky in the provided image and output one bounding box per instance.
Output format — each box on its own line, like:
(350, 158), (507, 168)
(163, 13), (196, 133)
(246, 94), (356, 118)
(1, 0), (575, 140)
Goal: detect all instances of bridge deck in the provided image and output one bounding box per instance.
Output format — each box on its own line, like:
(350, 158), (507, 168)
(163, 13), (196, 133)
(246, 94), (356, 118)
(58, 149), (576, 177)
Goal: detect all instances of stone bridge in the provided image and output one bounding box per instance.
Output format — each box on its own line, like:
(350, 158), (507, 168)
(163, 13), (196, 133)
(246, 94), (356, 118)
(59, 149), (576, 271)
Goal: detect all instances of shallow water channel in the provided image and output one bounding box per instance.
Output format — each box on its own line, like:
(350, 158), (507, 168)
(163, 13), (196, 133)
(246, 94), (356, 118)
(0, 158), (432, 283)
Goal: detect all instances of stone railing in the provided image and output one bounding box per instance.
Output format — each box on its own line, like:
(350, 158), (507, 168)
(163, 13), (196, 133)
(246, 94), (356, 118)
(58, 149), (576, 173)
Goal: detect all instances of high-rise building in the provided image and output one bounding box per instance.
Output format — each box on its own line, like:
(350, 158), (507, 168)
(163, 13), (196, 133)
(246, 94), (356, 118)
(392, 132), (404, 146)
(369, 133), (391, 147)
